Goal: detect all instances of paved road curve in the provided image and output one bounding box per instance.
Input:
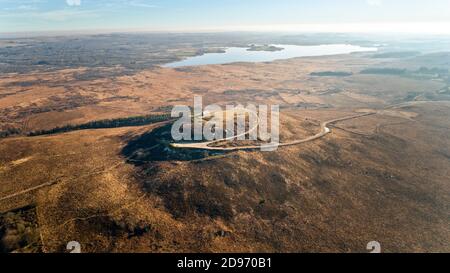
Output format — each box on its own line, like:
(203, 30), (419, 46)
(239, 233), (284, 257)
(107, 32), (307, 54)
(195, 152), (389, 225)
(170, 112), (375, 151)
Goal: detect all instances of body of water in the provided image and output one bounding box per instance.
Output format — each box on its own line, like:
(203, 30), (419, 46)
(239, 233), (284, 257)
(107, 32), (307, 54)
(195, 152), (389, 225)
(164, 44), (378, 68)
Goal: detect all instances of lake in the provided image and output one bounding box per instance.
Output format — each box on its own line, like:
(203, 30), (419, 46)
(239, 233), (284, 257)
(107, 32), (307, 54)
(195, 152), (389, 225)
(164, 44), (378, 68)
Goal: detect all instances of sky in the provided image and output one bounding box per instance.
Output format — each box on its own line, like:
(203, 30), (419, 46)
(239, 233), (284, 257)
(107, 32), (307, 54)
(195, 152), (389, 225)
(1, 0), (450, 34)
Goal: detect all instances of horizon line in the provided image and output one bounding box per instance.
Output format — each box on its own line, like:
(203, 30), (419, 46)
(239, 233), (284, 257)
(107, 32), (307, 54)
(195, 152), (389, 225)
(2, 22), (450, 38)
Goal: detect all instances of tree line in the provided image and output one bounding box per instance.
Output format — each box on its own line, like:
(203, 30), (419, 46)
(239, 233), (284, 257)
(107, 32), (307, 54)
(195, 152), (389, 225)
(0, 128), (22, 139)
(28, 114), (172, 137)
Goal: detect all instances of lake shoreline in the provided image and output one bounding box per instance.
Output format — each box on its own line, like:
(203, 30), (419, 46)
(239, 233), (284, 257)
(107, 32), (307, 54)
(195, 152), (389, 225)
(164, 44), (378, 68)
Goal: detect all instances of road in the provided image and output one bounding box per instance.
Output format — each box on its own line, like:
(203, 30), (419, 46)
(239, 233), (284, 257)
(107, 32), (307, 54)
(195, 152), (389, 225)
(170, 112), (375, 151)
(0, 111), (374, 203)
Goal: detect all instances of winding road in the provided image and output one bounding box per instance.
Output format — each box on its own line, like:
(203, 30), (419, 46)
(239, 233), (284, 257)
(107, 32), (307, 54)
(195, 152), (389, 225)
(0, 111), (375, 203)
(170, 111), (376, 151)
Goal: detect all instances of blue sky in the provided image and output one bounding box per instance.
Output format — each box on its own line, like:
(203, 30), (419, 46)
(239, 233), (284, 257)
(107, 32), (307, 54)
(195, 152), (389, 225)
(1, 0), (450, 33)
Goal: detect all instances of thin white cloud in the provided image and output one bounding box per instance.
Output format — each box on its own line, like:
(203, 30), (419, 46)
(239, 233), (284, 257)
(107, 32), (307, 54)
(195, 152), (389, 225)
(367, 0), (383, 6)
(127, 1), (156, 8)
(0, 9), (97, 21)
(66, 0), (81, 6)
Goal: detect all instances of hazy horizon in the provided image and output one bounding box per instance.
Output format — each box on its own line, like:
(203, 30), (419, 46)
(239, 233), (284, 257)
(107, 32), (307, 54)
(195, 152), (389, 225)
(1, 0), (450, 35)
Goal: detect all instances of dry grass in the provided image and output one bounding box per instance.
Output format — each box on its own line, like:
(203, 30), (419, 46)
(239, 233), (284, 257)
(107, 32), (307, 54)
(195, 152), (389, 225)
(1, 54), (449, 253)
